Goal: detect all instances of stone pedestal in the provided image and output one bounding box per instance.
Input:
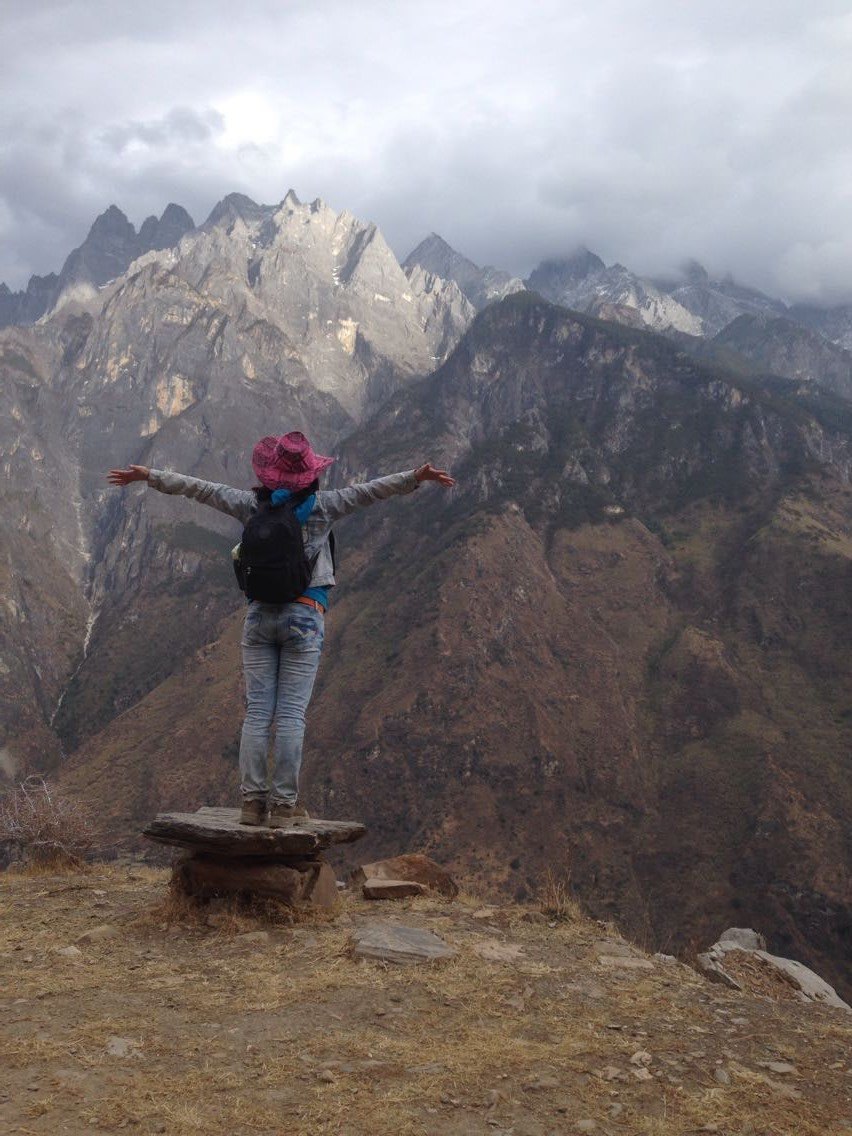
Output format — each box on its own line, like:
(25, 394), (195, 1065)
(143, 806), (366, 911)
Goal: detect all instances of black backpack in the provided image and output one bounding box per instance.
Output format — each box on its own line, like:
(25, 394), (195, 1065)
(234, 487), (318, 604)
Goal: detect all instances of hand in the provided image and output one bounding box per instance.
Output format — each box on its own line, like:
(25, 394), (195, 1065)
(414, 463), (455, 488)
(107, 464), (150, 487)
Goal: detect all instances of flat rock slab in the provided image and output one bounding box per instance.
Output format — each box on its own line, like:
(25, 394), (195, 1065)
(351, 922), (457, 965)
(143, 807), (366, 857)
(362, 878), (426, 900)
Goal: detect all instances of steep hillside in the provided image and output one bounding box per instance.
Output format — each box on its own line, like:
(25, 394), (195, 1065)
(58, 295), (852, 997)
(789, 302), (852, 352)
(712, 313), (852, 401)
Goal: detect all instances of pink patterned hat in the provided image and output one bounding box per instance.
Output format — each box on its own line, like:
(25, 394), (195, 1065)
(251, 432), (335, 491)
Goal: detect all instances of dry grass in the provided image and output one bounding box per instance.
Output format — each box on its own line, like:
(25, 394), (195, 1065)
(1, 864), (851, 1136)
(537, 866), (582, 923)
(130, 872), (342, 937)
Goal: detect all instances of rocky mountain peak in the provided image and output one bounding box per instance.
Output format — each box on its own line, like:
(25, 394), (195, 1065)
(137, 204), (195, 254)
(682, 258), (710, 285)
(526, 248), (606, 292)
(53, 206), (142, 305)
(0, 203), (196, 328)
(403, 233), (524, 311)
(87, 204), (135, 239)
(525, 251), (704, 336)
(48, 188), (478, 422)
(203, 192), (270, 229)
(403, 232), (471, 275)
(160, 202), (193, 226)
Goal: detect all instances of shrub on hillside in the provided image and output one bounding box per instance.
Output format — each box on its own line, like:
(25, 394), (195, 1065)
(0, 776), (94, 868)
(538, 867), (581, 923)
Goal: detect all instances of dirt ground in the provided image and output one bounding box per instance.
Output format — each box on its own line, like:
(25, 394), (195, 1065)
(1, 864), (851, 1136)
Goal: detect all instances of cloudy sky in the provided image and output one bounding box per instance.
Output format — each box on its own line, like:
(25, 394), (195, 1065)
(3, 0), (851, 302)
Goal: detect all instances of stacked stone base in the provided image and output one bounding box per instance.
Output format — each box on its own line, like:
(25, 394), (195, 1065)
(143, 806), (366, 912)
(174, 852), (340, 909)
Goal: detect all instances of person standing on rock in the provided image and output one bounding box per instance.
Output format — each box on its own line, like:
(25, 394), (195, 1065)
(108, 432), (454, 827)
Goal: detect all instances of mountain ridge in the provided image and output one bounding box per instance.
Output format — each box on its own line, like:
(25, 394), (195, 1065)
(7, 195), (852, 357)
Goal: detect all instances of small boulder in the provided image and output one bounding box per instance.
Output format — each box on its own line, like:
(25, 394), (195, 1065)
(753, 951), (850, 1010)
(695, 949), (743, 990)
(472, 939), (526, 963)
(697, 931), (850, 1009)
(56, 946), (84, 962)
(761, 1061), (797, 1076)
(718, 927), (766, 951)
(76, 924), (119, 945)
(106, 1036), (143, 1058)
(362, 878), (426, 900)
(303, 861), (340, 911)
(523, 1074), (559, 1091)
(352, 853), (458, 899)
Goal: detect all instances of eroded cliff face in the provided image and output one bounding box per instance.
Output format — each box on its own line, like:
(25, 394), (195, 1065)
(52, 295), (852, 998)
(712, 314), (852, 402)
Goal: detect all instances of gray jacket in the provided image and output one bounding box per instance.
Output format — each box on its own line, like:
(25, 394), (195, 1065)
(146, 468), (420, 589)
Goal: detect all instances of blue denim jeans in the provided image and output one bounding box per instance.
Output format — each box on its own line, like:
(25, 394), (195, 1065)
(239, 601), (325, 806)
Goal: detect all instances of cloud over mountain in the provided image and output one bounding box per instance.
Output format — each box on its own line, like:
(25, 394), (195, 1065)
(2, 1), (851, 302)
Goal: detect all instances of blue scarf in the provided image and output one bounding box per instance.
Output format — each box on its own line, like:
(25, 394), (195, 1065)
(270, 487), (316, 522)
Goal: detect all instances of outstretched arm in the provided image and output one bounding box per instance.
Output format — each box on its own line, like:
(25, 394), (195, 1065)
(316, 463), (455, 523)
(107, 464), (256, 524)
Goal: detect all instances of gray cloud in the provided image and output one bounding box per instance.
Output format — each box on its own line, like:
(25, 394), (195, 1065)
(1, 0), (851, 303)
(100, 108), (225, 153)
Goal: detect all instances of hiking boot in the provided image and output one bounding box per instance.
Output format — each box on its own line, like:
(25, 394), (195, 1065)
(268, 802), (310, 827)
(239, 799), (267, 826)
